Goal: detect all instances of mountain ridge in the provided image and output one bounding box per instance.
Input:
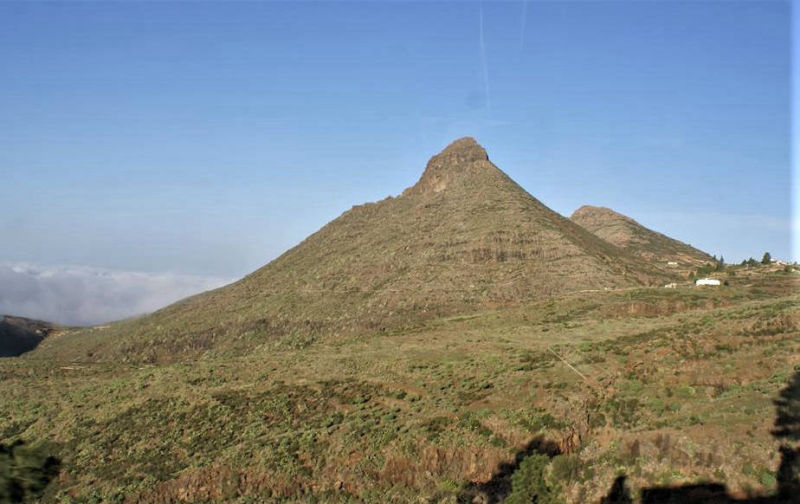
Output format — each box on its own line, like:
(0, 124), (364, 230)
(32, 138), (674, 363)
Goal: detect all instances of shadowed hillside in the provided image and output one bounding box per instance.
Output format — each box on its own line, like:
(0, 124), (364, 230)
(0, 316), (59, 357)
(571, 206), (714, 270)
(32, 138), (672, 363)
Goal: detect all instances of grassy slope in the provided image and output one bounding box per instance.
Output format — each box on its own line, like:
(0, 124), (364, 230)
(3, 267), (797, 503)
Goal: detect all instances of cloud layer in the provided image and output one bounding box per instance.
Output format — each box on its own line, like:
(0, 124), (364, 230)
(0, 263), (233, 327)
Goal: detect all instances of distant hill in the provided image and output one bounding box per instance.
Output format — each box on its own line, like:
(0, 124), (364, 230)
(34, 138), (672, 362)
(570, 205), (714, 269)
(0, 315), (59, 357)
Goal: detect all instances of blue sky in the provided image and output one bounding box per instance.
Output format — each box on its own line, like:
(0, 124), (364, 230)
(0, 0), (793, 283)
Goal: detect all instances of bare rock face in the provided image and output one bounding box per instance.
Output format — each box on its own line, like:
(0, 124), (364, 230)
(571, 205), (714, 268)
(406, 137), (491, 195)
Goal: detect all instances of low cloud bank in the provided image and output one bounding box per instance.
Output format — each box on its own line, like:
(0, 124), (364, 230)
(0, 263), (233, 327)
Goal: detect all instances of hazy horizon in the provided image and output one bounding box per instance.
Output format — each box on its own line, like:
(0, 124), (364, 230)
(1, 1), (794, 323)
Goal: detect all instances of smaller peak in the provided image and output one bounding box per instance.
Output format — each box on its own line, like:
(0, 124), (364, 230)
(571, 205), (624, 220)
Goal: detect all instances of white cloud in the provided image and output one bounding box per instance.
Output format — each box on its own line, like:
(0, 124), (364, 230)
(0, 262), (233, 327)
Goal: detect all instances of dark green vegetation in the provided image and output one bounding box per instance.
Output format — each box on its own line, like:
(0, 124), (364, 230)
(0, 316), (59, 358)
(506, 453), (562, 504)
(570, 205), (714, 270)
(0, 440), (61, 503)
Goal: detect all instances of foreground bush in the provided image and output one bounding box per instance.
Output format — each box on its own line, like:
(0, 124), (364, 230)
(506, 453), (563, 504)
(0, 440), (60, 503)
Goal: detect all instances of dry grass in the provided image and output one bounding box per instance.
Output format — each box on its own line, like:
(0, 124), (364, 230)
(2, 271), (797, 502)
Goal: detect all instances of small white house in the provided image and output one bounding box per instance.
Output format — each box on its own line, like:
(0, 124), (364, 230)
(695, 278), (721, 286)
(664, 283), (678, 289)
(667, 261), (678, 268)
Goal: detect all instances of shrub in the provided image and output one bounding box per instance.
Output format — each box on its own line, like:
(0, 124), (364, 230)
(550, 454), (581, 484)
(506, 453), (563, 504)
(0, 440), (61, 503)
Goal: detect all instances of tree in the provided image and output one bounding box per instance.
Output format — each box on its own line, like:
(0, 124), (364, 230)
(506, 453), (563, 504)
(762, 252), (772, 265)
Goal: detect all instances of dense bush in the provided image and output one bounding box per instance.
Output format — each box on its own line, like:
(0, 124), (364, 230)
(550, 454), (582, 484)
(506, 453), (563, 504)
(0, 440), (60, 503)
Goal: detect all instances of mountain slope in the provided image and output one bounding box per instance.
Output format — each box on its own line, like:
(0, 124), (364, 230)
(570, 205), (714, 269)
(34, 138), (672, 362)
(0, 315), (59, 357)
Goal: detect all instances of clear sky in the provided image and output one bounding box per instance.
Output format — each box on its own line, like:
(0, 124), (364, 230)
(1, 0), (793, 285)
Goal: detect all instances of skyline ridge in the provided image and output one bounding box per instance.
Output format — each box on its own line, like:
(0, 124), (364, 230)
(0, 1), (790, 278)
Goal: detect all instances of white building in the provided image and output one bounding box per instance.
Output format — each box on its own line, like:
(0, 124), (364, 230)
(695, 278), (721, 286)
(667, 261), (678, 268)
(664, 283), (678, 289)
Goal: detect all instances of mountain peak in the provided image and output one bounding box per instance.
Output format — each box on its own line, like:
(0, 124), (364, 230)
(406, 137), (493, 195)
(438, 137), (488, 161)
(35, 140), (672, 363)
